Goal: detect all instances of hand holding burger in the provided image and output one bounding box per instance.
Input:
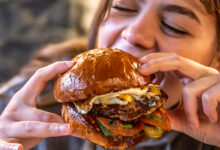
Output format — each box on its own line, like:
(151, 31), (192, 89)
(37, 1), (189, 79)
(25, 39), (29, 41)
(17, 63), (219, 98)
(54, 48), (171, 149)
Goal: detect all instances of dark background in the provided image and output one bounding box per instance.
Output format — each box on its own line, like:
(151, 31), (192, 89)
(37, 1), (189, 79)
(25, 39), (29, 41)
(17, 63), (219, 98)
(0, 0), (98, 82)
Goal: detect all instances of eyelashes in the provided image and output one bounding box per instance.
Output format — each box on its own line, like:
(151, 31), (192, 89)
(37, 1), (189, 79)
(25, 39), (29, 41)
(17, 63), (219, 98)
(111, 5), (189, 37)
(161, 21), (188, 35)
(112, 5), (138, 13)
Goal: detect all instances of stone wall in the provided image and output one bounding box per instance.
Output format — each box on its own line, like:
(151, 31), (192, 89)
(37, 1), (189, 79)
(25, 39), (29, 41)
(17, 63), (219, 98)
(0, 0), (100, 82)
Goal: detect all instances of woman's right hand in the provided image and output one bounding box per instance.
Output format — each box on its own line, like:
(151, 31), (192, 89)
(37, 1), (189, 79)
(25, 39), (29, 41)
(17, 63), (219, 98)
(0, 61), (75, 150)
(138, 52), (220, 147)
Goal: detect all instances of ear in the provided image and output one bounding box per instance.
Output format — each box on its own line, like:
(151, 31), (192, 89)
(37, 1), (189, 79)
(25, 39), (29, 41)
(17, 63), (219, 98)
(210, 50), (220, 71)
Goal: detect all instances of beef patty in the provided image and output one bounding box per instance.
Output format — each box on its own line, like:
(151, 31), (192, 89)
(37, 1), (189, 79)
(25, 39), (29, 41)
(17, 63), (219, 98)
(89, 91), (167, 121)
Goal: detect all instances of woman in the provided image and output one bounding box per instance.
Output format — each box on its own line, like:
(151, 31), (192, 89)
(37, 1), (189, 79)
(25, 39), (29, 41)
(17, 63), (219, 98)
(0, 0), (220, 149)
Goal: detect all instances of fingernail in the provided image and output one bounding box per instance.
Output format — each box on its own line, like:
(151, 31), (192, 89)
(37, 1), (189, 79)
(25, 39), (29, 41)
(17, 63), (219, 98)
(65, 61), (74, 67)
(9, 144), (23, 150)
(138, 65), (147, 74)
(138, 76), (147, 85)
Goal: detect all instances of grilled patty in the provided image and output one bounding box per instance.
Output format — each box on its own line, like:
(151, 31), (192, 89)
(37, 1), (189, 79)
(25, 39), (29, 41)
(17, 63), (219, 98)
(89, 91), (167, 121)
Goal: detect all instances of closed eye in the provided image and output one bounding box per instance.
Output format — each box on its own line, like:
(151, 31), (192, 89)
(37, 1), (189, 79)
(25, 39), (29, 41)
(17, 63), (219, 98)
(112, 5), (138, 13)
(161, 21), (188, 35)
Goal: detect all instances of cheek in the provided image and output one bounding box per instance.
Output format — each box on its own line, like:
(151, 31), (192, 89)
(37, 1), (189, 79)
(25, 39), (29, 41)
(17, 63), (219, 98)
(159, 37), (215, 65)
(97, 18), (126, 48)
(97, 22), (113, 48)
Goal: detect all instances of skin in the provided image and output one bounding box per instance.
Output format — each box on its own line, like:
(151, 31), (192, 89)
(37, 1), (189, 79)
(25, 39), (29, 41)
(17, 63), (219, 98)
(0, 0), (220, 149)
(0, 61), (75, 150)
(98, 0), (220, 147)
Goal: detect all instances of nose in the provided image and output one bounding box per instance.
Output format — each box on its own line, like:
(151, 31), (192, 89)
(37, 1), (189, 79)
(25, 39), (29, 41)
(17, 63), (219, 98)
(122, 12), (157, 50)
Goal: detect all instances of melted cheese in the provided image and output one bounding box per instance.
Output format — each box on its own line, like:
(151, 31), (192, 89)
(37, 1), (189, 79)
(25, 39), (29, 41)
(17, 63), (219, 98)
(74, 84), (161, 114)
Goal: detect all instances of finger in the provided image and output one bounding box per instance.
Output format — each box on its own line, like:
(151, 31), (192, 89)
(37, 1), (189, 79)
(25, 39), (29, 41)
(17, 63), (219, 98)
(0, 140), (23, 150)
(182, 74), (220, 130)
(33, 109), (65, 123)
(139, 52), (175, 63)
(167, 108), (186, 132)
(182, 85), (200, 131)
(19, 138), (42, 150)
(13, 107), (65, 123)
(138, 53), (219, 80)
(17, 61), (75, 106)
(8, 121), (72, 138)
(180, 77), (193, 85)
(202, 82), (220, 123)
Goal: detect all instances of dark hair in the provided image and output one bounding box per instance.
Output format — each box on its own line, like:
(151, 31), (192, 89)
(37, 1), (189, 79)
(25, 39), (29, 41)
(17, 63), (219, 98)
(201, 0), (220, 50)
(88, 0), (112, 49)
(88, 0), (220, 50)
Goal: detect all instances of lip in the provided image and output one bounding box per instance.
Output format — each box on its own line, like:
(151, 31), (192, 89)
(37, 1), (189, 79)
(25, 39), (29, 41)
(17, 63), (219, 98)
(111, 39), (155, 59)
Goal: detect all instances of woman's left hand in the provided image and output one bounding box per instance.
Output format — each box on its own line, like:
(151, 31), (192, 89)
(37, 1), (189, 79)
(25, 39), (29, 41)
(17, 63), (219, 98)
(138, 52), (220, 147)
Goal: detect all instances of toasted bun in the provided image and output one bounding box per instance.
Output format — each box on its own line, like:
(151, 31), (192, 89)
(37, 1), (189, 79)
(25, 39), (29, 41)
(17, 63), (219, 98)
(62, 103), (146, 149)
(54, 48), (151, 103)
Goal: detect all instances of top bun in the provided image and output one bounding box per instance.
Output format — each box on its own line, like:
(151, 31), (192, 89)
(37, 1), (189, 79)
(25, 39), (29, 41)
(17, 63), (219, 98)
(54, 48), (151, 103)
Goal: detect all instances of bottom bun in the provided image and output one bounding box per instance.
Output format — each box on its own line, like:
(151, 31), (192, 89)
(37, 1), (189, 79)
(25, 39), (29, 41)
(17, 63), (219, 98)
(62, 103), (146, 149)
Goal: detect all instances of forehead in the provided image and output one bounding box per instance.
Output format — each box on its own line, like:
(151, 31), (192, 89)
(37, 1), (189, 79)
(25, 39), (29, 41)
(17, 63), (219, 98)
(167, 0), (207, 14)
(113, 0), (207, 14)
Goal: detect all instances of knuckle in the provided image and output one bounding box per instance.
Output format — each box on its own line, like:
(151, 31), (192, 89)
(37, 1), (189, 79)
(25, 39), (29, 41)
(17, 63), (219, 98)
(1, 109), (15, 122)
(23, 122), (34, 133)
(202, 92), (212, 103)
(48, 124), (59, 135)
(148, 59), (158, 65)
(34, 67), (47, 82)
(170, 52), (179, 58)
(0, 125), (5, 138)
(6, 105), (17, 114)
(35, 68), (45, 77)
(170, 55), (182, 68)
(182, 85), (192, 96)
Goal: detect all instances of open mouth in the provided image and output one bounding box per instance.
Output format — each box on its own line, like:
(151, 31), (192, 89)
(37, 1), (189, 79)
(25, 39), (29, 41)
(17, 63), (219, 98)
(151, 72), (165, 85)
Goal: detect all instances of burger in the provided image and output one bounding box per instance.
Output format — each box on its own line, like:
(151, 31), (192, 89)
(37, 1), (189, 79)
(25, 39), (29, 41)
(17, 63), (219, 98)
(53, 48), (171, 149)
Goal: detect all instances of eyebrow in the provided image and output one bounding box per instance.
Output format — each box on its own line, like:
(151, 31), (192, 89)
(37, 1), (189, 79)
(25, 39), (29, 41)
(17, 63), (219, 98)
(161, 4), (201, 24)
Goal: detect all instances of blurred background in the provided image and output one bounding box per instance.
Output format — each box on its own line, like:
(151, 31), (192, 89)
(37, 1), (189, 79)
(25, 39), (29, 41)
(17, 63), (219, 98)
(0, 1), (101, 149)
(0, 0), (100, 82)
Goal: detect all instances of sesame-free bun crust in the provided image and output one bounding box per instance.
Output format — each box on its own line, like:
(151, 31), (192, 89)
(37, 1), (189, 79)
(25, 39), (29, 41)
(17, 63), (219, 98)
(54, 48), (151, 103)
(62, 103), (146, 149)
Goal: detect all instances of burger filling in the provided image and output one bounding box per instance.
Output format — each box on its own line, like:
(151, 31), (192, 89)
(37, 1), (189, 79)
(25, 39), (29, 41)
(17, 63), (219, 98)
(72, 84), (170, 138)
(95, 107), (170, 137)
(74, 84), (164, 114)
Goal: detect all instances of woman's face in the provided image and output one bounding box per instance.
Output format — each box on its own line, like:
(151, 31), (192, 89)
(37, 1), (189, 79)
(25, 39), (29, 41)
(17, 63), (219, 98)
(98, 0), (218, 66)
